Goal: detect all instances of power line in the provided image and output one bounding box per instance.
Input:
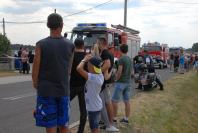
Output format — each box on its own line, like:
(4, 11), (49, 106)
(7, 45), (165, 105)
(63, 0), (113, 17)
(4, 21), (45, 24)
(0, 0), (114, 24)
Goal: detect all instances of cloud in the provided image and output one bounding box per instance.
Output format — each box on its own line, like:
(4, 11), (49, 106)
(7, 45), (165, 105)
(0, 0), (198, 48)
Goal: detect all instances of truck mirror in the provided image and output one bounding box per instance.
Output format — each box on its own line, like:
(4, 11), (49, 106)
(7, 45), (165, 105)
(64, 33), (68, 38)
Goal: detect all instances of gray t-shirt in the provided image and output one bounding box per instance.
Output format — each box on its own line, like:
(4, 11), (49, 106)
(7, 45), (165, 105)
(36, 36), (74, 97)
(85, 73), (104, 111)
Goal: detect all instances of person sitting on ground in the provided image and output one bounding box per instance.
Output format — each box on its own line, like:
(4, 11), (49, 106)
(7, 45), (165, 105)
(77, 55), (104, 133)
(142, 50), (164, 90)
(133, 52), (144, 73)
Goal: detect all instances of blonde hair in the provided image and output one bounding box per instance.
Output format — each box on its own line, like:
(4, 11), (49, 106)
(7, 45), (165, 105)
(91, 44), (100, 58)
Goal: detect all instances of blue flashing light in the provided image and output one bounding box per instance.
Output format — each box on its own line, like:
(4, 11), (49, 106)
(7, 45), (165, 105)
(77, 23), (106, 27)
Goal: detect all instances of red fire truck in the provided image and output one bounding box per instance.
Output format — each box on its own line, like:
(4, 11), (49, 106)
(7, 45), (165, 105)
(69, 23), (141, 59)
(142, 42), (169, 68)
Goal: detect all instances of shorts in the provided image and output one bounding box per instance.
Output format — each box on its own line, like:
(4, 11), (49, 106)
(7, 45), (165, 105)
(100, 84), (112, 104)
(112, 82), (131, 102)
(169, 59), (174, 65)
(88, 111), (101, 130)
(35, 96), (70, 128)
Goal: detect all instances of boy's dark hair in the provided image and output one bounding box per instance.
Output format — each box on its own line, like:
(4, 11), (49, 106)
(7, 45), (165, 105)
(47, 13), (63, 30)
(97, 37), (107, 45)
(74, 38), (84, 49)
(120, 44), (128, 53)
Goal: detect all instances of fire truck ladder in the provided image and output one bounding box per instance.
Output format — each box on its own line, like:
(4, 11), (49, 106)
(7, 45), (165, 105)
(111, 24), (140, 35)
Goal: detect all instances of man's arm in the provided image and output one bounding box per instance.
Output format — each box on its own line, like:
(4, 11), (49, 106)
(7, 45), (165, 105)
(116, 65), (123, 81)
(102, 59), (111, 80)
(101, 59), (111, 72)
(68, 51), (74, 75)
(76, 55), (92, 80)
(32, 46), (41, 89)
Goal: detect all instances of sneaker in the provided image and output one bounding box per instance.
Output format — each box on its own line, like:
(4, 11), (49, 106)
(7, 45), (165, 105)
(99, 125), (106, 129)
(99, 120), (105, 125)
(113, 119), (117, 123)
(160, 86), (164, 90)
(119, 118), (129, 124)
(106, 125), (119, 132)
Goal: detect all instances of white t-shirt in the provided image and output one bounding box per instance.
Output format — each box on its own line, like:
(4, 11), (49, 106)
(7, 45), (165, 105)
(85, 73), (104, 111)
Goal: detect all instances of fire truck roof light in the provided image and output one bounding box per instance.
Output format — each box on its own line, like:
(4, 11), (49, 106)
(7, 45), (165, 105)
(77, 23), (107, 27)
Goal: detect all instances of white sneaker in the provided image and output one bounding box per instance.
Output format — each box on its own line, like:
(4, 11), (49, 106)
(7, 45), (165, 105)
(106, 125), (119, 132)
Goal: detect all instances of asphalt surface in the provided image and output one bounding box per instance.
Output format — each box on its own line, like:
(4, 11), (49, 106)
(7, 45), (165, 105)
(0, 68), (175, 133)
(0, 82), (79, 133)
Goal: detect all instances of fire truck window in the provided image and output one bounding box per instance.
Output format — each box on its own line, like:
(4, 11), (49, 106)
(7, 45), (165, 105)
(108, 33), (113, 46)
(143, 46), (162, 51)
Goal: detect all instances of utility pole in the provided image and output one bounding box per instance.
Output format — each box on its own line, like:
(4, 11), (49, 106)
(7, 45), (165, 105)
(124, 0), (127, 27)
(3, 18), (5, 36)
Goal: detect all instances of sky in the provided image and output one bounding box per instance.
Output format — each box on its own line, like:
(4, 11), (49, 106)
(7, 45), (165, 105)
(0, 0), (198, 48)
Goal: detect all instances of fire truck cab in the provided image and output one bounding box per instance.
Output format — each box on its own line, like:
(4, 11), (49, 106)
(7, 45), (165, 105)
(142, 42), (169, 61)
(70, 23), (141, 59)
(142, 42), (169, 69)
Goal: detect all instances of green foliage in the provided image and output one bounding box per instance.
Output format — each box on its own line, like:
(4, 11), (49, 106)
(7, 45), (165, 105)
(192, 42), (198, 52)
(0, 33), (11, 56)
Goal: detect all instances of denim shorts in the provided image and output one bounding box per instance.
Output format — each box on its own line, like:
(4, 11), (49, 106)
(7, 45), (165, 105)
(88, 111), (101, 130)
(112, 82), (131, 102)
(35, 96), (70, 128)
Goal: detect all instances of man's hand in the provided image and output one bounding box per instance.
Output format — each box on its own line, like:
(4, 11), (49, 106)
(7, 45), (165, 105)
(33, 82), (37, 89)
(84, 54), (92, 62)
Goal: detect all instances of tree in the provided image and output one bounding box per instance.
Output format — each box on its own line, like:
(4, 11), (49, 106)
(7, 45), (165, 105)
(0, 33), (11, 56)
(192, 42), (198, 52)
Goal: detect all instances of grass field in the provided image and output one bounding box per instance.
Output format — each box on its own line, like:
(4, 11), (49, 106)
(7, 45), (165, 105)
(72, 71), (198, 133)
(120, 70), (198, 133)
(0, 70), (18, 77)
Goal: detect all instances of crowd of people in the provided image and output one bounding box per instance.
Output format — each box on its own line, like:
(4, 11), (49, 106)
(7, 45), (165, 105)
(169, 51), (198, 74)
(31, 13), (198, 133)
(16, 47), (34, 74)
(32, 13), (133, 133)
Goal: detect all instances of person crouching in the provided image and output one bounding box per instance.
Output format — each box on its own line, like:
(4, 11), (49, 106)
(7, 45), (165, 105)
(77, 55), (104, 133)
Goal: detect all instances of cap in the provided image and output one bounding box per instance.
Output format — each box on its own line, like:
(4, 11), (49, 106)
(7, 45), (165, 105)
(89, 57), (103, 74)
